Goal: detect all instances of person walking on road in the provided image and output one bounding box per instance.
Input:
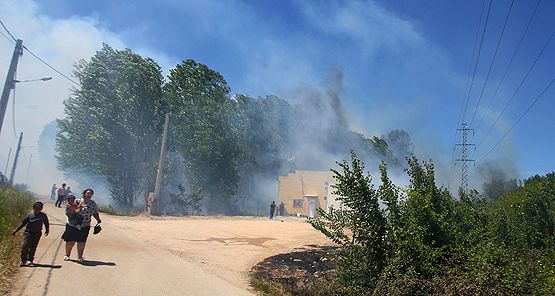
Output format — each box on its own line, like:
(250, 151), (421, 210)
(279, 202), (285, 216)
(55, 183), (67, 207)
(50, 184), (56, 200)
(61, 188), (101, 263)
(65, 194), (83, 230)
(269, 201), (276, 219)
(12, 202), (50, 266)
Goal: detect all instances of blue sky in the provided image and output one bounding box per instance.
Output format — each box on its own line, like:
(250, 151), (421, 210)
(1, 0), (554, 190)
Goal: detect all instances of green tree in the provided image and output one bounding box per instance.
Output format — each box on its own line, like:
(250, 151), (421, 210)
(164, 59), (242, 213)
(235, 94), (291, 173)
(382, 129), (414, 167)
(57, 44), (165, 207)
(233, 94), (292, 212)
(308, 152), (388, 293)
(391, 157), (460, 278)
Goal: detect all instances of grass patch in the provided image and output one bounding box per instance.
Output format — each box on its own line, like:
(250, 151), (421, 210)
(97, 203), (118, 215)
(249, 277), (290, 296)
(97, 203), (145, 216)
(0, 186), (35, 294)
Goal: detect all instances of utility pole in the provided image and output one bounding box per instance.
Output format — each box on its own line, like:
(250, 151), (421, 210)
(9, 132), (22, 186)
(4, 147), (11, 173)
(0, 39), (23, 138)
(150, 113), (170, 215)
(455, 124), (475, 194)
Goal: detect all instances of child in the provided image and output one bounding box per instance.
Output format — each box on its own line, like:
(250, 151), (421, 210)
(12, 202), (50, 266)
(66, 194), (83, 230)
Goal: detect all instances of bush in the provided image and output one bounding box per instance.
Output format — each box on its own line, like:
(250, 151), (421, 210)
(0, 186), (34, 292)
(308, 153), (555, 295)
(96, 203), (118, 215)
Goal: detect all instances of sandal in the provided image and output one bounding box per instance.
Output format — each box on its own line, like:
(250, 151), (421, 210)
(78, 257), (85, 264)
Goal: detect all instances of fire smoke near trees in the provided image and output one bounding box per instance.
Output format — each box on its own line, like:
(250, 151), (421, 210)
(55, 44), (415, 214)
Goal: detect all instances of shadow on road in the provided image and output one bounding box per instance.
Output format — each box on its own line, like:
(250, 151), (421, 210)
(25, 263), (62, 269)
(72, 260), (117, 267)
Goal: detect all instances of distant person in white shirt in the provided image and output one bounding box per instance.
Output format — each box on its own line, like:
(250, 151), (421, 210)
(55, 183), (67, 208)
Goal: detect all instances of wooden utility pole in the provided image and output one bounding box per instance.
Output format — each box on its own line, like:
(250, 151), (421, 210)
(9, 132), (22, 185)
(150, 113), (170, 215)
(0, 39), (23, 138)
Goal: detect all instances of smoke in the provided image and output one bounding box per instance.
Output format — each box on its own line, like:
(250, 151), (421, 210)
(478, 160), (518, 184)
(286, 68), (353, 171)
(29, 120), (110, 205)
(232, 68), (409, 214)
(0, 0), (174, 198)
(325, 67), (348, 128)
(476, 159), (519, 200)
(1, 0), (528, 212)
(158, 152), (194, 215)
(63, 172), (112, 206)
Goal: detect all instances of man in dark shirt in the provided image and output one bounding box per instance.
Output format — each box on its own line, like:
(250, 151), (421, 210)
(269, 201), (276, 219)
(12, 202), (49, 266)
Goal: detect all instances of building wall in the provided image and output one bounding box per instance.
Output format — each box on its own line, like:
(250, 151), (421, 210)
(326, 182), (342, 211)
(277, 170), (334, 216)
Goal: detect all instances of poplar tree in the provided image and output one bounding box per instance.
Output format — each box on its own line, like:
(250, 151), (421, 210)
(57, 44), (165, 207)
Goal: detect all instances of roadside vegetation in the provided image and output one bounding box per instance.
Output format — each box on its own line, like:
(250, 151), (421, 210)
(96, 203), (118, 215)
(0, 186), (34, 293)
(252, 152), (555, 295)
(311, 153), (555, 295)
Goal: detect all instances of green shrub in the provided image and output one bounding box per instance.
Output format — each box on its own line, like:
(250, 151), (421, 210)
(308, 153), (555, 295)
(0, 186), (34, 292)
(97, 203), (118, 215)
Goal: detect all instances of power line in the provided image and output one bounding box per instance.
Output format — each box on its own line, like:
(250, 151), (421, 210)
(0, 19), (17, 42)
(479, 76), (555, 162)
(470, 0), (515, 127)
(0, 18), (80, 87)
(457, 0), (487, 127)
(449, 0), (487, 189)
(477, 29), (555, 148)
(474, 0), (542, 132)
(461, 0), (493, 125)
(0, 29), (15, 44)
(22, 46), (80, 86)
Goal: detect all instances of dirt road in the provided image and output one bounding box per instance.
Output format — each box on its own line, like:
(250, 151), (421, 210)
(9, 202), (330, 296)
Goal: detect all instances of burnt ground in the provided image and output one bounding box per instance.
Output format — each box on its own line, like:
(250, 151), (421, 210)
(250, 245), (339, 295)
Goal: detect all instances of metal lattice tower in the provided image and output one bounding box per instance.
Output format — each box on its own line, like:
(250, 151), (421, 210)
(455, 123), (475, 194)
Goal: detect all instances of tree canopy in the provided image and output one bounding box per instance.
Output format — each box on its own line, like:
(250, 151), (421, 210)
(57, 44), (165, 206)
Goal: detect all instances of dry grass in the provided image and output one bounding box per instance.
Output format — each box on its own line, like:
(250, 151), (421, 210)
(0, 240), (20, 295)
(0, 186), (34, 294)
